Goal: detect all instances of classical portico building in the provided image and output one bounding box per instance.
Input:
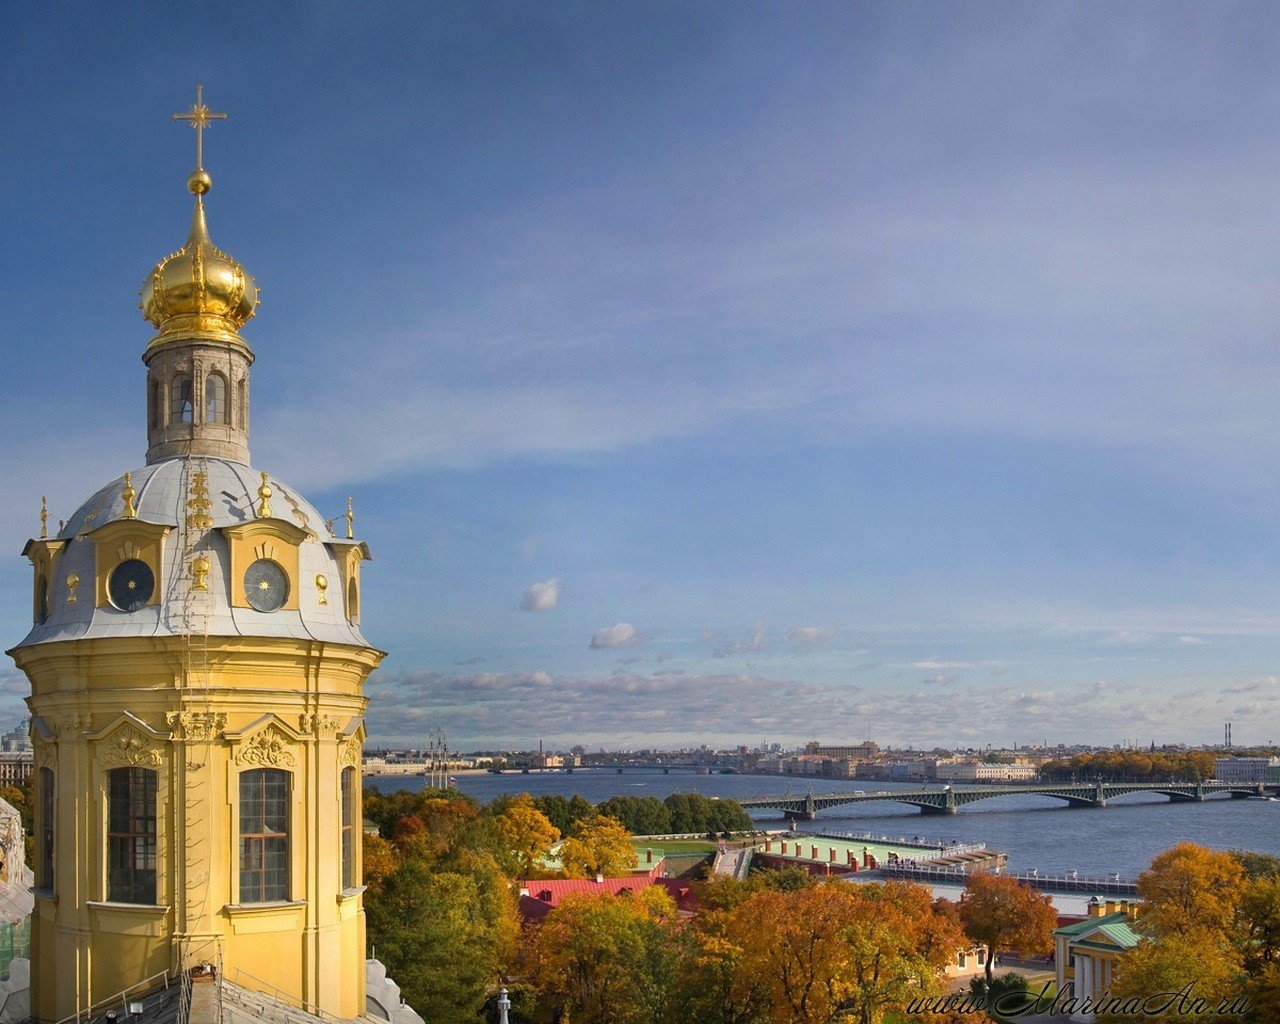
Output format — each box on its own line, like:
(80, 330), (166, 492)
(7, 89), (382, 1020)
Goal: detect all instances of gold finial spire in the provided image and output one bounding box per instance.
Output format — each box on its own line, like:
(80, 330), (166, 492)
(257, 472), (273, 519)
(172, 83), (227, 196)
(141, 85), (257, 349)
(346, 497), (354, 539)
(39, 497), (48, 539)
(121, 472), (138, 519)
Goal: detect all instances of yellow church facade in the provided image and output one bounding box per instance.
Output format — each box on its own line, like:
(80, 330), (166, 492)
(7, 90), (382, 1020)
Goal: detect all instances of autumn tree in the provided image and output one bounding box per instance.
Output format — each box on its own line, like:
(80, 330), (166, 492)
(559, 814), (637, 878)
(1138, 842), (1244, 939)
(494, 795), (561, 878)
(729, 881), (964, 1024)
(1101, 931), (1243, 1024)
(525, 891), (684, 1024)
(676, 902), (773, 1024)
(361, 833), (400, 895)
(958, 873), (1056, 984)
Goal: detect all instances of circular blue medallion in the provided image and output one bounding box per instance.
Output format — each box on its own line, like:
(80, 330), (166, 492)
(244, 559), (288, 612)
(108, 559), (154, 612)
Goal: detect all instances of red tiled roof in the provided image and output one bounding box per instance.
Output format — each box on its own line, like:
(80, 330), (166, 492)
(517, 864), (701, 923)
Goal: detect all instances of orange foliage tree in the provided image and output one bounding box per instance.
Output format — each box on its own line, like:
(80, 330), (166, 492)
(957, 873), (1056, 983)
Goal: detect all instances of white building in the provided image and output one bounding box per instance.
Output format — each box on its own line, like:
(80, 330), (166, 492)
(1215, 756), (1280, 783)
(934, 760), (1038, 782)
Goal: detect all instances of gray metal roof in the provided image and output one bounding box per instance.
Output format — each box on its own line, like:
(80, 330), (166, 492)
(12, 458), (373, 652)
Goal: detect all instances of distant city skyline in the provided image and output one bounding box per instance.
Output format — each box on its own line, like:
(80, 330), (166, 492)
(6, 5), (1280, 748)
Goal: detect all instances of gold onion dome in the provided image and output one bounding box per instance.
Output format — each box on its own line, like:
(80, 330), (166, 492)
(139, 169), (258, 347)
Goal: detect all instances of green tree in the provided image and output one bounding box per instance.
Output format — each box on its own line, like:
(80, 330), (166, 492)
(366, 863), (515, 1024)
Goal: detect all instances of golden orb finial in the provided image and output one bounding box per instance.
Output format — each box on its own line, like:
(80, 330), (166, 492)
(257, 472), (273, 519)
(39, 496), (48, 539)
(121, 472), (137, 519)
(346, 497), (355, 539)
(140, 85), (257, 349)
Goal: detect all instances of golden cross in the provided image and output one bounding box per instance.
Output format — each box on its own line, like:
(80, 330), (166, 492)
(172, 84), (227, 170)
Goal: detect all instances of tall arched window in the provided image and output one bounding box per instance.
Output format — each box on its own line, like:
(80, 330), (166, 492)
(39, 767), (54, 891)
(240, 768), (289, 902)
(347, 579), (359, 624)
(148, 376), (161, 430)
(341, 766), (356, 890)
(34, 573), (47, 624)
(205, 372), (227, 424)
(107, 767), (157, 904)
(237, 378), (247, 430)
(170, 374), (193, 425)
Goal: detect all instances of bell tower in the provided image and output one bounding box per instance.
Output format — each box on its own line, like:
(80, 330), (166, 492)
(9, 88), (381, 1020)
(140, 87), (257, 465)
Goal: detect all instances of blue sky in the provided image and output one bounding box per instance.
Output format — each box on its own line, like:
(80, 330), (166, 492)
(4, 3), (1280, 749)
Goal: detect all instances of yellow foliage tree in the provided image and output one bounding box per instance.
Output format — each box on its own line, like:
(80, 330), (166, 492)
(1100, 930), (1244, 1024)
(496, 802), (561, 878)
(525, 891), (681, 1024)
(558, 814), (637, 879)
(1138, 842), (1245, 939)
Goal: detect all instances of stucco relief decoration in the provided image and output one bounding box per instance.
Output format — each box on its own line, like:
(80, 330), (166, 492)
(300, 712), (342, 738)
(166, 710), (227, 741)
(338, 736), (361, 770)
(98, 726), (164, 769)
(52, 712), (91, 737)
(32, 731), (55, 770)
(235, 726), (297, 769)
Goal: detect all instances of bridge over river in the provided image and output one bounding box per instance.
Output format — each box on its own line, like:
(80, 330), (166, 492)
(737, 780), (1277, 818)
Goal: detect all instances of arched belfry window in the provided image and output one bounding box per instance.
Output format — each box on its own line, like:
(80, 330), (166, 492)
(170, 374), (193, 425)
(39, 767), (54, 891)
(148, 376), (161, 430)
(205, 373), (228, 424)
(347, 579), (359, 624)
(107, 767), (157, 904)
(341, 766), (356, 890)
(237, 378), (247, 430)
(34, 573), (47, 624)
(240, 768), (290, 902)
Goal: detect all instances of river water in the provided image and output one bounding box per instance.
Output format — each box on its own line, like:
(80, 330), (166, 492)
(364, 769), (1280, 877)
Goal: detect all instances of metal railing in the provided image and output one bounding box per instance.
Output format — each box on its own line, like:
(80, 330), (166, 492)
(881, 860), (1140, 895)
(50, 970), (173, 1024)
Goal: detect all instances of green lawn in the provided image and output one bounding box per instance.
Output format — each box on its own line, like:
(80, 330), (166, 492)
(633, 839), (719, 854)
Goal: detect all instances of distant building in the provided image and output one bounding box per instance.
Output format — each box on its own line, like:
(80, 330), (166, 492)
(0, 753), (32, 790)
(935, 760), (1037, 782)
(1215, 756), (1280, 783)
(804, 740), (879, 760)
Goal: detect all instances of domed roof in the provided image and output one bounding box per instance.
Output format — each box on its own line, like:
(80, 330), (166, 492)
(139, 189), (258, 348)
(14, 458), (370, 651)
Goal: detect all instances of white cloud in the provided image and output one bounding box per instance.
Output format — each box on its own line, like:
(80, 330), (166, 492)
(521, 578), (561, 612)
(1177, 635), (1209, 645)
(912, 659), (973, 670)
(590, 622), (642, 649)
